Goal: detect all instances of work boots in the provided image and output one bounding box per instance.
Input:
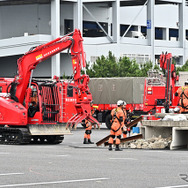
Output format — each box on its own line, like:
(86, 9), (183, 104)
(83, 138), (88, 144)
(115, 144), (123, 151)
(83, 138), (94, 144)
(88, 139), (94, 144)
(108, 144), (113, 151)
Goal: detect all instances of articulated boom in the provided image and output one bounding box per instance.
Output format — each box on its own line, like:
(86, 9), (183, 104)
(66, 30), (99, 127)
(14, 33), (74, 104)
(143, 52), (179, 115)
(13, 29), (97, 128)
(159, 52), (178, 111)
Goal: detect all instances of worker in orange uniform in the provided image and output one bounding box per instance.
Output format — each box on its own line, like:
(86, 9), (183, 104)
(83, 119), (94, 144)
(121, 101), (128, 138)
(108, 100), (126, 151)
(175, 81), (188, 113)
(28, 86), (39, 117)
(83, 101), (99, 144)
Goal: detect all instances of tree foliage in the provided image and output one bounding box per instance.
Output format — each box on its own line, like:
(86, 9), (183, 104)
(86, 51), (119, 77)
(118, 56), (140, 77)
(85, 51), (159, 78)
(176, 60), (188, 74)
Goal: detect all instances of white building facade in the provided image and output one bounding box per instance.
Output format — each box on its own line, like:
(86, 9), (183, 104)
(0, 0), (187, 78)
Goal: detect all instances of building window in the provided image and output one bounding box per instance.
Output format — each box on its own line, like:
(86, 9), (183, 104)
(90, 56), (99, 63)
(141, 26), (147, 37)
(122, 54), (150, 64)
(120, 25), (135, 37)
(186, 30), (188, 40)
(169, 28), (178, 41)
(120, 25), (145, 39)
(83, 21), (108, 37)
(155, 27), (163, 40)
(64, 19), (73, 35)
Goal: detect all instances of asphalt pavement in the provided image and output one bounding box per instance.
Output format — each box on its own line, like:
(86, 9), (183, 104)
(0, 125), (188, 188)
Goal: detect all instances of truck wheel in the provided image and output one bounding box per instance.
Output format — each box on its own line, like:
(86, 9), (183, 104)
(105, 114), (112, 129)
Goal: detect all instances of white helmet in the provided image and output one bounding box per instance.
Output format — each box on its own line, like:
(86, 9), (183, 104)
(174, 107), (180, 113)
(117, 100), (125, 106)
(123, 101), (127, 106)
(185, 80), (188, 85)
(31, 85), (37, 92)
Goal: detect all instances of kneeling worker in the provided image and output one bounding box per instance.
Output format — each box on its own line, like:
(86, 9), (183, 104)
(108, 100), (126, 151)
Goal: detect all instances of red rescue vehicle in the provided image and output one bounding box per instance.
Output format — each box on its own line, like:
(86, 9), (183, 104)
(89, 52), (179, 128)
(0, 29), (99, 144)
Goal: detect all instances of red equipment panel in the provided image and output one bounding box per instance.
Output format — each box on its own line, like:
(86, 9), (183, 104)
(62, 83), (77, 123)
(0, 98), (27, 125)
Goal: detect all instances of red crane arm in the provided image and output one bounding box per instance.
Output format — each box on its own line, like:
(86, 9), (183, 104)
(13, 29), (84, 104)
(159, 52), (178, 111)
(159, 52), (176, 88)
(159, 52), (174, 72)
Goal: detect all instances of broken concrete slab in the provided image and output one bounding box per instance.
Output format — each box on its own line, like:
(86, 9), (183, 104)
(141, 119), (188, 150)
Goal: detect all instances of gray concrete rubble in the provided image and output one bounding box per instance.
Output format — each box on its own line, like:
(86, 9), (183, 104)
(141, 114), (188, 150)
(155, 113), (188, 120)
(120, 135), (172, 149)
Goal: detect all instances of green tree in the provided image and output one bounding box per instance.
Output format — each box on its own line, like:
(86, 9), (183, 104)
(176, 60), (188, 75)
(118, 56), (141, 77)
(86, 51), (118, 77)
(139, 61), (153, 77)
(85, 51), (160, 78)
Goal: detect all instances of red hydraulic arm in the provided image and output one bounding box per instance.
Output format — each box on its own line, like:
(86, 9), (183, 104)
(12, 32), (74, 104)
(8, 29), (99, 127)
(66, 31), (100, 127)
(159, 52), (178, 112)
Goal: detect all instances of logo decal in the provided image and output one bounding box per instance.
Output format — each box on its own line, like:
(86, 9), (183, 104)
(36, 54), (43, 61)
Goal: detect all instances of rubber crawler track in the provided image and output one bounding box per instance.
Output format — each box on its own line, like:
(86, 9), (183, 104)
(0, 127), (64, 145)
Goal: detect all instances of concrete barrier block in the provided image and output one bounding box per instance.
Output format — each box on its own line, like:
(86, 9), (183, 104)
(170, 127), (188, 150)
